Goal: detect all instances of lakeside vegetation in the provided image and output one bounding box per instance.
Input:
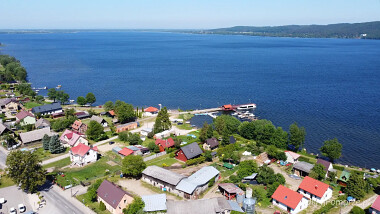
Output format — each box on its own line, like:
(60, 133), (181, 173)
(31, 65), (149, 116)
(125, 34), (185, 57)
(197, 21), (380, 39)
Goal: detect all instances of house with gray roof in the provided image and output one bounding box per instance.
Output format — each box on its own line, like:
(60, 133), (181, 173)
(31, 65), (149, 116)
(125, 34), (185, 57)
(175, 142), (203, 162)
(19, 127), (55, 144)
(203, 137), (219, 150)
(142, 165), (186, 195)
(141, 194), (167, 213)
(90, 115), (108, 127)
(35, 118), (51, 129)
(31, 103), (62, 115)
(293, 161), (314, 177)
(176, 166), (220, 200)
(0, 123), (11, 136)
(166, 197), (234, 214)
(97, 180), (134, 214)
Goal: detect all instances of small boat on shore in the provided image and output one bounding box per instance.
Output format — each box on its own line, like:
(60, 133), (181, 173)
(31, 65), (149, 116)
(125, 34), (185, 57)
(237, 103), (256, 110)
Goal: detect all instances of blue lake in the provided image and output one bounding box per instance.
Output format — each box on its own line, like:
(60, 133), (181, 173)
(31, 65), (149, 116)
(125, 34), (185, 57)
(0, 31), (380, 168)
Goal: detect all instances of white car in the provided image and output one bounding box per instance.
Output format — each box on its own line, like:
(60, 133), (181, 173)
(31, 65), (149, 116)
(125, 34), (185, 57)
(0, 197), (5, 204)
(18, 204), (26, 213)
(9, 207), (17, 214)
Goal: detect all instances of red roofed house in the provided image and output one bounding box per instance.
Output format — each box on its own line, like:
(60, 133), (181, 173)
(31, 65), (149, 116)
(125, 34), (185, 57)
(297, 176), (332, 204)
(285, 151), (301, 164)
(69, 143), (98, 166)
(97, 180), (134, 214)
(222, 104), (233, 111)
(72, 120), (88, 134)
(15, 111), (36, 126)
(60, 129), (89, 147)
(144, 106), (159, 116)
(118, 148), (134, 157)
(272, 185), (309, 214)
(155, 138), (175, 152)
(370, 195), (380, 214)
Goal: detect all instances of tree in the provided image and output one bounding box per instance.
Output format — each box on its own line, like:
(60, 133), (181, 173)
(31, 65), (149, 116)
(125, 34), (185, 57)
(289, 122), (306, 151)
(6, 150), (46, 193)
(99, 201), (106, 211)
(237, 160), (258, 180)
(77, 96), (86, 106)
(346, 172), (367, 199)
(115, 100), (135, 124)
(86, 120), (105, 141)
(221, 130), (230, 146)
(214, 115), (241, 135)
(47, 88), (57, 102)
(35, 95), (44, 103)
(309, 164), (326, 181)
(56, 90), (69, 104)
(320, 138), (342, 162)
(238, 121), (255, 139)
(267, 182), (281, 197)
(129, 133), (142, 145)
(199, 122), (209, 142)
(103, 101), (114, 111)
(270, 127), (288, 149)
(148, 141), (160, 153)
(214, 116), (226, 135)
(65, 108), (75, 118)
(119, 131), (130, 142)
(49, 135), (64, 154)
(87, 179), (104, 202)
(5, 134), (17, 148)
(154, 107), (171, 133)
(42, 134), (51, 150)
(122, 155), (146, 178)
(123, 197), (144, 214)
(85, 92), (96, 106)
(349, 206), (365, 214)
(204, 150), (213, 162)
(207, 124), (213, 138)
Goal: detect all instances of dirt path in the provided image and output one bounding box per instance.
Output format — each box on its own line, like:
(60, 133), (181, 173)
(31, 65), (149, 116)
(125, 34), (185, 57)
(118, 179), (179, 201)
(340, 194), (378, 214)
(269, 164), (302, 191)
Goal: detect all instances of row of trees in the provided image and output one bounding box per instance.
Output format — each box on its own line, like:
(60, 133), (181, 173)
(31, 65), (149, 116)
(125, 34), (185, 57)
(0, 55), (27, 82)
(77, 93), (96, 106)
(118, 131), (142, 145)
(103, 100), (135, 124)
(47, 88), (70, 104)
(42, 134), (65, 154)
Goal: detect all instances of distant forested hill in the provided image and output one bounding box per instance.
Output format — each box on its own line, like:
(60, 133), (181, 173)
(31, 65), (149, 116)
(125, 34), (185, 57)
(199, 21), (380, 39)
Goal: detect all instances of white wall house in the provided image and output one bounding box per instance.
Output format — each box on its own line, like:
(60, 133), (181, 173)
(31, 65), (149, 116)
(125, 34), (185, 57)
(285, 151), (301, 164)
(70, 143), (98, 166)
(271, 185), (309, 214)
(297, 176), (332, 204)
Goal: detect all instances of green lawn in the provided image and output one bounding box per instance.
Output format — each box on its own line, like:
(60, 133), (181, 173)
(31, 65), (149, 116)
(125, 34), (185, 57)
(34, 147), (69, 161)
(145, 154), (180, 167)
(76, 193), (111, 214)
(175, 123), (193, 130)
(0, 174), (15, 188)
(56, 158), (121, 187)
(43, 157), (71, 169)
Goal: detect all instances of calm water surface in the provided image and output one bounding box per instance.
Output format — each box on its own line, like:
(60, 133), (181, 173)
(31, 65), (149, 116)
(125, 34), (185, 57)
(0, 31), (379, 168)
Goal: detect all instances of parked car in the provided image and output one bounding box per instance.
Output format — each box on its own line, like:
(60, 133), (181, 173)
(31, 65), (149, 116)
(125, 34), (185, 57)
(18, 204), (26, 213)
(109, 141), (115, 145)
(0, 198), (5, 204)
(9, 207), (16, 214)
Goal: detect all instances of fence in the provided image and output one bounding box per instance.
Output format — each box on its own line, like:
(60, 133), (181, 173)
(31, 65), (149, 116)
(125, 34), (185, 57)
(143, 151), (166, 162)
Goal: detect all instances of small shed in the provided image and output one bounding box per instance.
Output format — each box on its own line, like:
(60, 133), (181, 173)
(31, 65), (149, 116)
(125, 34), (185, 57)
(338, 170), (351, 187)
(223, 162), (234, 169)
(112, 146), (122, 154)
(218, 183), (244, 200)
(293, 161), (314, 177)
(242, 173), (258, 185)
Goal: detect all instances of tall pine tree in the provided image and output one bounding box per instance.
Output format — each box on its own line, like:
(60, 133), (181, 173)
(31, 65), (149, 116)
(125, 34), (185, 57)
(42, 134), (51, 150)
(49, 135), (64, 154)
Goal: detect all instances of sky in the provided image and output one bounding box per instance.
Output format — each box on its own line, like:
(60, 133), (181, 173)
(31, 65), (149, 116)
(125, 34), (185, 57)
(1, 0), (380, 29)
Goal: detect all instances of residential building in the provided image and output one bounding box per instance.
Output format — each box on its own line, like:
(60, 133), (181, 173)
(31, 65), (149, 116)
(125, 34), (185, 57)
(141, 194), (167, 213)
(154, 129), (175, 139)
(116, 122), (139, 133)
(337, 170), (351, 187)
(19, 127), (54, 144)
(203, 137), (219, 150)
(144, 106), (159, 116)
(0, 123), (12, 136)
(176, 166), (220, 199)
(69, 143), (98, 166)
(35, 118), (50, 129)
(242, 173), (258, 185)
(31, 103), (62, 115)
(175, 142), (203, 162)
(126, 145), (142, 155)
(0, 98), (20, 113)
(285, 151), (301, 164)
(118, 147), (134, 157)
(75, 111), (91, 119)
(218, 183), (244, 200)
(90, 115), (108, 127)
(369, 195), (380, 214)
(71, 120), (88, 134)
(15, 111), (36, 126)
(140, 128), (153, 136)
(155, 138), (175, 152)
(166, 197), (235, 214)
(293, 161), (314, 177)
(60, 129), (88, 147)
(271, 185), (309, 214)
(316, 158), (334, 178)
(142, 166), (186, 195)
(297, 176), (333, 204)
(97, 180), (134, 214)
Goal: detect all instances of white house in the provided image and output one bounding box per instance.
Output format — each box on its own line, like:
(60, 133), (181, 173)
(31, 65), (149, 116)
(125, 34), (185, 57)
(285, 151), (301, 164)
(272, 185), (309, 214)
(140, 128), (153, 136)
(60, 129), (89, 147)
(69, 143), (98, 166)
(297, 176), (333, 204)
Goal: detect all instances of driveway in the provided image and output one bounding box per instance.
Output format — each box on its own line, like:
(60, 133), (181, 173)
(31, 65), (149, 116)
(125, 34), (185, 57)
(0, 186), (33, 214)
(0, 146), (8, 169)
(269, 164), (302, 191)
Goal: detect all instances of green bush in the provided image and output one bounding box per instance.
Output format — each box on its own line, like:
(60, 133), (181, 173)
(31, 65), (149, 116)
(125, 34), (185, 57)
(298, 156), (314, 164)
(333, 164), (345, 171)
(99, 201), (106, 211)
(186, 156), (206, 166)
(349, 206), (365, 214)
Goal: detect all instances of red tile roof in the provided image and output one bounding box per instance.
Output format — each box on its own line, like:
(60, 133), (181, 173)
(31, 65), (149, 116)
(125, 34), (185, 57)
(70, 143), (91, 156)
(145, 106), (159, 113)
(298, 176), (330, 198)
(109, 110), (115, 116)
(155, 138), (175, 149)
(119, 148), (134, 156)
(271, 185), (304, 210)
(65, 132), (73, 139)
(371, 195), (380, 211)
(16, 111), (34, 120)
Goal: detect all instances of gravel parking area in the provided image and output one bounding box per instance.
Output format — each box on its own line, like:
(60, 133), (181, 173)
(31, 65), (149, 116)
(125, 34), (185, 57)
(0, 186), (33, 213)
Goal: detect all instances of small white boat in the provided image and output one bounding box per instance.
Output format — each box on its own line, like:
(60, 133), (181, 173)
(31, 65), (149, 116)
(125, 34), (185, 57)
(249, 113), (255, 117)
(237, 103), (256, 110)
(232, 112), (238, 116)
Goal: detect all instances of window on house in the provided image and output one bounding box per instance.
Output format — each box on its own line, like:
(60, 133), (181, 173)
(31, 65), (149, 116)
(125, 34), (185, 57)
(124, 200), (126, 203)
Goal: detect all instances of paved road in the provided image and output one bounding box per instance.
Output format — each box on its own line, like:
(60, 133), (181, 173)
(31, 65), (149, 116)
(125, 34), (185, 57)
(0, 186), (33, 214)
(0, 146), (8, 169)
(39, 182), (95, 214)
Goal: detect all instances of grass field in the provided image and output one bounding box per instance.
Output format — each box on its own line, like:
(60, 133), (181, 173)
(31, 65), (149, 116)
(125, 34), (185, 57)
(43, 157), (71, 169)
(145, 154), (180, 167)
(23, 102), (44, 109)
(34, 147), (69, 161)
(0, 174), (15, 188)
(76, 193), (111, 214)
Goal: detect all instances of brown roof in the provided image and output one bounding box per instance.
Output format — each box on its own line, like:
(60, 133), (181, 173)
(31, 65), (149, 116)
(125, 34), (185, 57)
(206, 138), (219, 148)
(97, 180), (132, 209)
(316, 158), (332, 172)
